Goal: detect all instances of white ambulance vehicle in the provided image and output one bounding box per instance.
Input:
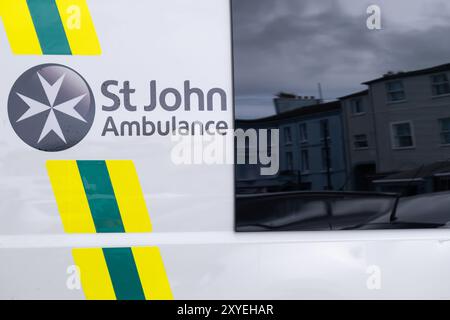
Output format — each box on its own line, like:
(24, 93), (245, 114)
(0, 0), (449, 300)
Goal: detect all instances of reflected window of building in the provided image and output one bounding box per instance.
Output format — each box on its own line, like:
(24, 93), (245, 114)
(386, 80), (406, 102)
(301, 150), (310, 173)
(431, 73), (450, 96)
(299, 123), (308, 143)
(351, 98), (365, 115)
(320, 120), (330, 140)
(321, 147), (332, 170)
(354, 134), (369, 149)
(391, 121), (415, 148)
(284, 127), (292, 145)
(286, 152), (294, 171)
(439, 118), (450, 145)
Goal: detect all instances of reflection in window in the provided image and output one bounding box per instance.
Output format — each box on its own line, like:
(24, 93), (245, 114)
(232, 0), (450, 232)
(321, 147), (332, 170)
(286, 152), (293, 171)
(299, 123), (308, 143)
(267, 130), (272, 156)
(301, 149), (310, 172)
(439, 118), (450, 145)
(320, 120), (330, 140)
(354, 134), (369, 149)
(391, 122), (414, 148)
(351, 98), (364, 114)
(436, 176), (450, 192)
(284, 127), (292, 144)
(386, 80), (405, 102)
(432, 74), (450, 96)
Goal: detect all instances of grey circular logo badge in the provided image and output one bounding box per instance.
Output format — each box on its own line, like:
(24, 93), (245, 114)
(8, 64), (95, 152)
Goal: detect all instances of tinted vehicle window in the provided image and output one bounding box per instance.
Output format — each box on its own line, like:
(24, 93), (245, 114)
(232, 0), (450, 231)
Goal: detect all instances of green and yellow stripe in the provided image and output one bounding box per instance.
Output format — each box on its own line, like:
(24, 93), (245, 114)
(73, 247), (173, 300)
(47, 160), (152, 233)
(0, 0), (100, 55)
(47, 160), (172, 300)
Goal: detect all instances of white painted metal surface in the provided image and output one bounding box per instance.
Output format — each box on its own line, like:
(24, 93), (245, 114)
(0, 0), (449, 300)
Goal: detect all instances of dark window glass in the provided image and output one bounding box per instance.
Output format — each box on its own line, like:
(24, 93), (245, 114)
(432, 74), (450, 96)
(386, 81), (406, 102)
(233, 0), (450, 231)
(351, 99), (364, 114)
(354, 134), (369, 149)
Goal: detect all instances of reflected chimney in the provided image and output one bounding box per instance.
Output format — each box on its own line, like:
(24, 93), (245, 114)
(273, 92), (321, 114)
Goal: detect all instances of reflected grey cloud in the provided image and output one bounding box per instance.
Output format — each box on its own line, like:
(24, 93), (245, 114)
(232, 0), (450, 118)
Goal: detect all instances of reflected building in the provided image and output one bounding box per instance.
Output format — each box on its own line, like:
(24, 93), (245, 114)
(236, 94), (348, 193)
(237, 63), (450, 196)
(341, 63), (450, 195)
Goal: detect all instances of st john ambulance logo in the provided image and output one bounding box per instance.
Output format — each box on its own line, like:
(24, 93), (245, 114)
(8, 64), (95, 152)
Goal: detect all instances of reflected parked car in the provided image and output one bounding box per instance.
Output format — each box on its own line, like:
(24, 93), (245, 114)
(354, 191), (450, 230)
(236, 191), (450, 231)
(236, 191), (399, 231)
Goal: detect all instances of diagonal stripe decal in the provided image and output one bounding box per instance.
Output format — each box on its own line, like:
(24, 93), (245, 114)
(106, 160), (153, 233)
(55, 0), (101, 55)
(77, 160), (125, 233)
(46, 160), (96, 233)
(26, 0), (72, 55)
(47, 160), (173, 300)
(0, 0), (42, 54)
(132, 247), (173, 300)
(0, 0), (100, 55)
(103, 248), (146, 300)
(72, 248), (116, 300)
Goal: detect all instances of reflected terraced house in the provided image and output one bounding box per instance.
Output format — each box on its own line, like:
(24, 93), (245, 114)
(341, 63), (450, 195)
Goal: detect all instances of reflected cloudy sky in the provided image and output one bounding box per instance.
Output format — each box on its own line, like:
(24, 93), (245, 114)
(232, 0), (450, 119)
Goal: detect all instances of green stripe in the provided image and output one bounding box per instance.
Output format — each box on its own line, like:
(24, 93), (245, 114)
(77, 161), (125, 233)
(26, 0), (72, 55)
(103, 248), (146, 300)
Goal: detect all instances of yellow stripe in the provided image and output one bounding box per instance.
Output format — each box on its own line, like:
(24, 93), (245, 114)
(46, 160), (96, 233)
(106, 161), (152, 233)
(72, 248), (116, 300)
(132, 247), (173, 300)
(55, 0), (101, 55)
(0, 0), (42, 54)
